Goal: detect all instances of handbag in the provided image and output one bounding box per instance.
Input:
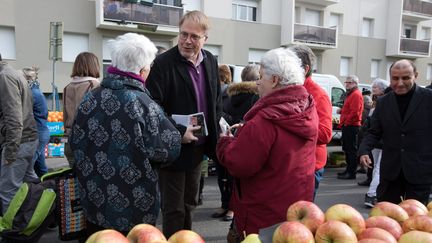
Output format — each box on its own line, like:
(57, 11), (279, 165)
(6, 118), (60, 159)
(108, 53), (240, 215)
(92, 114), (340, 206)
(51, 168), (87, 241)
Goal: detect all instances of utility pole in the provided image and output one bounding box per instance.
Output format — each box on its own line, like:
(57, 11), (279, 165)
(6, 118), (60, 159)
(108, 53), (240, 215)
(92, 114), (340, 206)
(49, 22), (63, 111)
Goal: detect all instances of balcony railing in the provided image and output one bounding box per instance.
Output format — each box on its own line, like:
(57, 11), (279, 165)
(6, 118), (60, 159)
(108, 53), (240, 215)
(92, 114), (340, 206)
(294, 23), (337, 47)
(400, 37), (430, 55)
(403, 0), (432, 18)
(103, 0), (183, 27)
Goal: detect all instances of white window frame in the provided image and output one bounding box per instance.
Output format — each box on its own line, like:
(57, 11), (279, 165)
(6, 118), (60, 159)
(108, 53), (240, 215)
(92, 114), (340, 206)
(340, 57), (350, 77)
(305, 9), (321, 26)
(204, 45), (221, 61)
(371, 59), (380, 79)
(330, 13), (342, 29)
(362, 18), (374, 37)
(248, 49), (266, 64)
(427, 64), (432, 81)
(232, 0), (257, 22)
(62, 33), (89, 62)
(421, 27), (431, 40)
(0, 26), (16, 60)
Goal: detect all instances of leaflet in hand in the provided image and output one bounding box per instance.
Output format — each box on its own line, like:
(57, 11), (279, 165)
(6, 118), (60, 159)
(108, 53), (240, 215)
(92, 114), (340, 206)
(172, 112), (208, 137)
(219, 117), (229, 135)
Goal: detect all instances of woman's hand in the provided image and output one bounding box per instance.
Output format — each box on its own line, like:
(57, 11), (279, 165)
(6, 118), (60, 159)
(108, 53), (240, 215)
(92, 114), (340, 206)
(182, 126), (200, 144)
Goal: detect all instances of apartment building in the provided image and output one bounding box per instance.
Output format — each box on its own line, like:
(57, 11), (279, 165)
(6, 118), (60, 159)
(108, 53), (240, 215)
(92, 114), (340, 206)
(1, 0), (432, 95)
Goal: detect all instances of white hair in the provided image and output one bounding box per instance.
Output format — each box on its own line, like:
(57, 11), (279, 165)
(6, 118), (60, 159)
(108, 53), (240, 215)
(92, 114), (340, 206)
(346, 74), (359, 84)
(108, 33), (157, 74)
(372, 78), (389, 93)
(260, 48), (305, 86)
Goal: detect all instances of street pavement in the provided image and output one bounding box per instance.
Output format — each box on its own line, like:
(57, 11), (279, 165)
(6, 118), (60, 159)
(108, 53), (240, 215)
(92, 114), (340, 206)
(38, 147), (371, 243)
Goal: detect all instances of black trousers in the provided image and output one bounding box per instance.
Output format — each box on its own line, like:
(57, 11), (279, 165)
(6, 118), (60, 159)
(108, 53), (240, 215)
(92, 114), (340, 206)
(341, 125), (360, 175)
(215, 160), (233, 210)
(377, 170), (432, 205)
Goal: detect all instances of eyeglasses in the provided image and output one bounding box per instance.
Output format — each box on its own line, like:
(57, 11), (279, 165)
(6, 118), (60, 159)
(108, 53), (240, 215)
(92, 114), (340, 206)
(344, 81), (354, 84)
(179, 31), (206, 42)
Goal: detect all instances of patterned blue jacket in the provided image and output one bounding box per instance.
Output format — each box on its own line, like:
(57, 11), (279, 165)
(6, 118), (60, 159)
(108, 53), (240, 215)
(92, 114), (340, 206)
(70, 73), (181, 231)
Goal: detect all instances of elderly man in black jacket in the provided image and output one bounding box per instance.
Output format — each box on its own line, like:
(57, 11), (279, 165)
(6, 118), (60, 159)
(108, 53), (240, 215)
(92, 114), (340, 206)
(359, 59), (432, 205)
(146, 11), (222, 238)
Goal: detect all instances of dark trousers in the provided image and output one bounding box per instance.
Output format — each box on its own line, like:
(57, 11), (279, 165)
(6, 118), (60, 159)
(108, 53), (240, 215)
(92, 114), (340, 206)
(158, 146), (204, 238)
(377, 170), (432, 205)
(342, 125), (360, 175)
(215, 160), (233, 210)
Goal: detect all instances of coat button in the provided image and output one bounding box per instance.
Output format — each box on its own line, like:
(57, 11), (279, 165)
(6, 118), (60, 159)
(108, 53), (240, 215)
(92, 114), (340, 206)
(401, 148), (405, 152)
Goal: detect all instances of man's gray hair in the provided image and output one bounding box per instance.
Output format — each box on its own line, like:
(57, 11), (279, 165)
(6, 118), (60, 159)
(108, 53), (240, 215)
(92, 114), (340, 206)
(346, 74), (359, 84)
(372, 78), (389, 93)
(108, 33), (157, 74)
(260, 48), (305, 86)
(287, 44), (316, 77)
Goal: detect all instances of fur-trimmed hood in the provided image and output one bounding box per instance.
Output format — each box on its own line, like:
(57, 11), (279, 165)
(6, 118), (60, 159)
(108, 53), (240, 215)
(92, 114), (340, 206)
(227, 81), (258, 97)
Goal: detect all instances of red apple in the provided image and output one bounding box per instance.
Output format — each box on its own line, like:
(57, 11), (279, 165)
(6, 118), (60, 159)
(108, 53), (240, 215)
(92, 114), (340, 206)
(86, 229), (129, 243)
(402, 215), (432, 233)
(369, 201), (409, 224)
(399, 199), (428, 217)
(365, 216), (403, 240)
(398, 230), (432, 243)
(427, 201), (432, 211)
(167, 230), (204, 243)
(357, 239), (386, 243)
(272, 221), (314, 243)
(286, 200), (325, 234)
(315, 220), (357, 243)
(127, 224), (167, 243)
(357, 227), (397, 243)
(324, 204), (365, 235)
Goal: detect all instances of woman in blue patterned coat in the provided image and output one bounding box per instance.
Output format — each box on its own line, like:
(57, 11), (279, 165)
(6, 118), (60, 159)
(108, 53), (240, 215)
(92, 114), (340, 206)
(69, 33), (182, 238)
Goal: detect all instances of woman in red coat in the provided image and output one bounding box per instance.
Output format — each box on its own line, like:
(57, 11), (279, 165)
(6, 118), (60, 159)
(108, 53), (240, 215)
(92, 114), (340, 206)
(216, 48), (319, 239)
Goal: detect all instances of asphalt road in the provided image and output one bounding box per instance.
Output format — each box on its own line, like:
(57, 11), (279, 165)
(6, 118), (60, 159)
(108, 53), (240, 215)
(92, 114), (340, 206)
(35, 147), (371, 243)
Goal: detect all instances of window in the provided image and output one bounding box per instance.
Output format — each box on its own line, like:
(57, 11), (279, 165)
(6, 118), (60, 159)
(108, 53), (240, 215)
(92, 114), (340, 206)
(330, 13), (342, 30)
(403, 24), (416, 38)
(0, 26), (16, 60)
(153, 0), (181, 7)
(362, 18), (374, 37)
(305, 9), (320, 26)
(371, 59), (380, 79)
(204, 45), (221, 61)
(421, 27), (431, 40)
(232, 0), (257, 22)
(332, 87), (345, 108)
(427, 64), (432, 81)
(340, 57), (350, 76)
(62, 33), (89, 62)
(248, 49), (266, 64)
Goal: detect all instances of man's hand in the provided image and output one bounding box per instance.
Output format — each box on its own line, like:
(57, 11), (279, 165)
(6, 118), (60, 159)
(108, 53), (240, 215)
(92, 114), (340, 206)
(182, 126), (200, 144)
(359, 155), (372, 168)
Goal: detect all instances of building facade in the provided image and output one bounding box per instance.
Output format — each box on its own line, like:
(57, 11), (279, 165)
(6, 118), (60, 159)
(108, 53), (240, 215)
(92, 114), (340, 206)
(1, 0), (432, 94)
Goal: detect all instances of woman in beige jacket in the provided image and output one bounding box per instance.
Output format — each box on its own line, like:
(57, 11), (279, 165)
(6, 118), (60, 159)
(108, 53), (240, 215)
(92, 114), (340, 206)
(63, 52), (100, 166)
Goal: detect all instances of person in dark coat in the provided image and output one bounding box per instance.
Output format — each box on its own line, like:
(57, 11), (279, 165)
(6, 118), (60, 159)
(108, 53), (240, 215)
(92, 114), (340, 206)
(359, 59), (432, 205)
(145, 11), (222, 238)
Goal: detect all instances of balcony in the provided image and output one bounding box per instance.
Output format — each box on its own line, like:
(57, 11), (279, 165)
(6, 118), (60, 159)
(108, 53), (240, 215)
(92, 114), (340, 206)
(295, 0), (339, 7)
(293, 23), (337, 49)
(400, 37), (430, 56)
(97, 0), (183, 34)
(403, 0), (432, 21)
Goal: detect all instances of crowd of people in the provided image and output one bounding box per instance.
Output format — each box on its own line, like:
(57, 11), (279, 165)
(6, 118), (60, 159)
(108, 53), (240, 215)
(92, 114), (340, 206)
(1, 9), (432, 243)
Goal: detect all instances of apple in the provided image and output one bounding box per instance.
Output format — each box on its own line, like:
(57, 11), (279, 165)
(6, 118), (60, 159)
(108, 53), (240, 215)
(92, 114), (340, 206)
(167, 230), (204, 243)
(399, 199), (428, 217)
(365, 216), (403, 240)
(286, 200), (325, 234)
(241, 233), (262, 243)
(427, 201), (432, 211)
(402, 215), (432, 233)
(357, 227), (397, 243)
(398, 230), (432, 243)
(357, 239), (386, 243)
(272, 221), (314, 243)
(324, 204), (365, 235)
(86, 229), (129, 243)
(315, 220), (357, 243)
(127, 224), (167, 243)
(369, 201), (409, 224)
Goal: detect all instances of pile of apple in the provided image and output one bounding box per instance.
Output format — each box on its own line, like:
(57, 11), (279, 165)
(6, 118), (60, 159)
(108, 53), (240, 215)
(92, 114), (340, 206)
(85, 224), (204, 243)
(243, 199), (432, 243)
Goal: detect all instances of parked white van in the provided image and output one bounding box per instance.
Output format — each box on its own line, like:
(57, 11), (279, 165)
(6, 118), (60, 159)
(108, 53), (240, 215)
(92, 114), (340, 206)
(311, 73), (346, 140)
